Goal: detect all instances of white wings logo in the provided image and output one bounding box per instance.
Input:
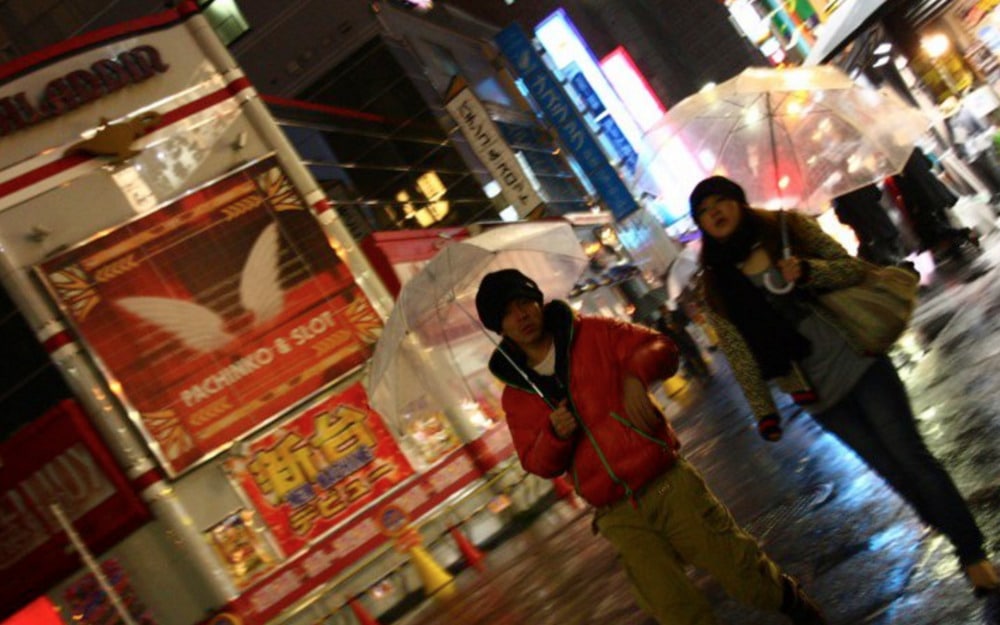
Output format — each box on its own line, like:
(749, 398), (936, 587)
(116, 223), (285, 353)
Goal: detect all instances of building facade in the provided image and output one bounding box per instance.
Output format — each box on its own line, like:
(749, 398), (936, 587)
(0, 3), (770, 624)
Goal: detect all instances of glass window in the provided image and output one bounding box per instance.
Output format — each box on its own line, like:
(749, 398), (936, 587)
(201, 0), (249, 45)
(291, 37), (495, 229)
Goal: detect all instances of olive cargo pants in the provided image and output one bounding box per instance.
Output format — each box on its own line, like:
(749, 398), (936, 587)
(595, 459), (786, 625)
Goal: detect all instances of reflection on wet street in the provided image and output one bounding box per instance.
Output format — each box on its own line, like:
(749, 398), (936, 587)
(395, 235), (1000, 625)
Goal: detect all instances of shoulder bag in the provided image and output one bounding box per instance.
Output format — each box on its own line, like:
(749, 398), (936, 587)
(815, 264), (920, 354)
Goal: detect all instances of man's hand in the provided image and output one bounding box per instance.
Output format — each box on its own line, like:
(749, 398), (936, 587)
(549, 400), (577, 439)
(623, 375), (661, 434)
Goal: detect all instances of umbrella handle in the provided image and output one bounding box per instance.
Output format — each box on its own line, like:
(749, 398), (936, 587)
(764, 209), (795, 294)
(763, 270), (795, 294)
(779, 208), (791, 259)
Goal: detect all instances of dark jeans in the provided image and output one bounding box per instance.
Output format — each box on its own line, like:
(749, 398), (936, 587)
(812, 357), (986, 565)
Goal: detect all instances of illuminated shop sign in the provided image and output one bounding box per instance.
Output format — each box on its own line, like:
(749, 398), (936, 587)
(37, 156), (381, 476)
(445, 85), (544, 218)
(564, 67), (639, 173)
(495, 24), (639, 220)
(0, 400), (149, 618)
(0, 45), (168, 137)
(569, 72), (605, 114)
(597, 116), (639, 173)
(224, 384), (415, 557)
(599, 47), (666, 133)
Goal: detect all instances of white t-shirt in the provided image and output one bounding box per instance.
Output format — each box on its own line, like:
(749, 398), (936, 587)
(532, 342), (557, 376)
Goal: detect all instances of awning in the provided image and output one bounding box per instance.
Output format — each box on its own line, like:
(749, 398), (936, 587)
(803, 0), (892, 66)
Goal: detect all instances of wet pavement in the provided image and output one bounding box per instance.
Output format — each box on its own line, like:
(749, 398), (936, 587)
(394, 229), (1000, 625)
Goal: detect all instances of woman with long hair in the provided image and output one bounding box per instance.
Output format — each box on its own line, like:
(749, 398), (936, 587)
(690, 175), (998, 597)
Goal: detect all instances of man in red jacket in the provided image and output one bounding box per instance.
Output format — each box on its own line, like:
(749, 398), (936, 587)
(475, 269), (825, 625)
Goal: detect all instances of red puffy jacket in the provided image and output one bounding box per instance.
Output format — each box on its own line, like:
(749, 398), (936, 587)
(488, 301), (681, 508)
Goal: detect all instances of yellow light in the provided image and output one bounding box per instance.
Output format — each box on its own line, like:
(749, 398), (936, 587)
(416, 171), (446, 200)
(921, 33), (950, 59)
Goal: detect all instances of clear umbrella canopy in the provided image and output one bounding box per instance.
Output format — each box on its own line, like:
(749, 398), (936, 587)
(634, 65), (930, 214)
(366, 221), (588, 441)
(665, 242), (701, 303)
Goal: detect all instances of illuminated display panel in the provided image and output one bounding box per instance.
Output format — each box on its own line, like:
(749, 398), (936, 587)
(224, 383), (416, 558)
(600, 46), (666, 133)
(534, 9), (644, 163)
(37, 156), (381, 475)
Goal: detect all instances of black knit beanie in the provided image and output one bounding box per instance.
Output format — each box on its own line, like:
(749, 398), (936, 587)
(689, 175), (748, 217)
(475, 269), (544, 333)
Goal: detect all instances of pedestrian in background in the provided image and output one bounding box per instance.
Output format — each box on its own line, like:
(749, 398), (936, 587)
(689, 175), (1000, 597)
(653, 300), (711, 383)
(831, 183), (907, 267)
(889, 148), (980, 264)
(475, 268), (827, 625)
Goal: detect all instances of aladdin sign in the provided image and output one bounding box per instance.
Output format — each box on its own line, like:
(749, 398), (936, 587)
(0, 45), (169, 137)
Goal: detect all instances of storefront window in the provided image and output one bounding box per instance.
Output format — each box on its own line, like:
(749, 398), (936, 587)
(913, 33), (976, 102)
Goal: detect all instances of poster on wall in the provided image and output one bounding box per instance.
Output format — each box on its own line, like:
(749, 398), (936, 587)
(63, 558), (156, 625)
(224, 383), (415, 556)
(37, 156), (382, 476)
(205, 509), (276, 589)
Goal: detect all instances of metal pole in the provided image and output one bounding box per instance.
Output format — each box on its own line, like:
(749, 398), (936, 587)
(50, 503), (140, 625)
(765, 90), (790, 257)
(764, 91), (795, 295)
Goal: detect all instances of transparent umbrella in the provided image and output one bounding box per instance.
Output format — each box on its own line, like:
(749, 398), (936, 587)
(665, 243), (701, 303)
(634, 65), (930, 214)
(366, 221), (588, 439)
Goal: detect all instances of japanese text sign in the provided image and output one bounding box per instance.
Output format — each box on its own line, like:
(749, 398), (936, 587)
(445, 86), (544, 218)
(495, 24), (638, 220)
(225, 384), (414, 556)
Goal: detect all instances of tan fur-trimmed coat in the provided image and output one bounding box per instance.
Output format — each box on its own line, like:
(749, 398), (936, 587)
(699, 209), (868, 422)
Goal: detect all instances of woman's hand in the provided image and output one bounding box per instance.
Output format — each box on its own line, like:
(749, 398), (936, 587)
(776, 256), (806, 284)
(757, 413), (783, 442)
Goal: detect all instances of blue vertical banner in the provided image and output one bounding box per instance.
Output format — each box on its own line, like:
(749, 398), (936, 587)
(495, 24), (639, 220)
(565, 65), (639, 175)
(568, 71), (605, 115)
(597, 116), (639, 175)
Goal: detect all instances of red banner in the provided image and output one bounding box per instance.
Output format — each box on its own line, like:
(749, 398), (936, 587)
(0, 400), (149, 620)
(37, 157), (382, 475)
(226, 384), (414, 556)
(217, 447), (484, 625)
